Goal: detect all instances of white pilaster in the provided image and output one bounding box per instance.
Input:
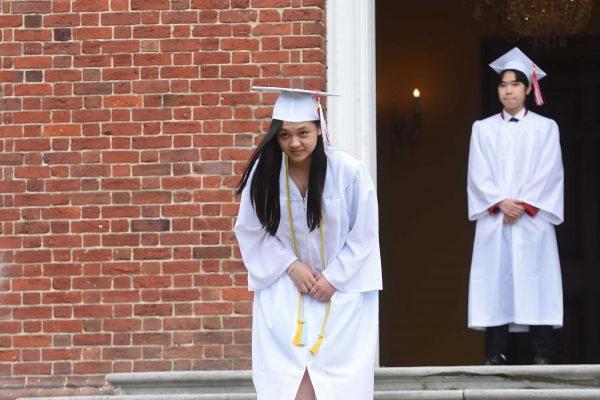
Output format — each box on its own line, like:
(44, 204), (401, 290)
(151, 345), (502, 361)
(326, 0), (377, 182)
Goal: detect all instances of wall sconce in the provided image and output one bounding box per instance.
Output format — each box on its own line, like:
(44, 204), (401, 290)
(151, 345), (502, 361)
(404, 88), (422, 141)
(388, 89), (423, 159)
(413, 88), (421, 115)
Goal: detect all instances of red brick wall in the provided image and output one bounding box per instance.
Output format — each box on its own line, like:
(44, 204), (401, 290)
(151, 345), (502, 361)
(0, 0), (326, 398)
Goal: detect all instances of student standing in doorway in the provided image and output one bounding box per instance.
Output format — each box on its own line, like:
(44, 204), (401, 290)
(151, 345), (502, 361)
(467, 48), (564, 365)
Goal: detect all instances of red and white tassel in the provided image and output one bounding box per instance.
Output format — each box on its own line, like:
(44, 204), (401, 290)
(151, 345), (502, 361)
(531, 65), (544, 107)
(315, 94), (331, 146)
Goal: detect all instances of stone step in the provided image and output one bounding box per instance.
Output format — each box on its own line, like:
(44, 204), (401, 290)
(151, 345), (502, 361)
(16, 396), (255, 400)
(376, 390), (600, 399)
(106, 365), (600, 395)
(17, 365), (600, 400)
(17, 389), (600, 400)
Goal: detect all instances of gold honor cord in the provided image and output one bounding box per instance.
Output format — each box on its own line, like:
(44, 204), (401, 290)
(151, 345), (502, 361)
(284, 155), (332, 355)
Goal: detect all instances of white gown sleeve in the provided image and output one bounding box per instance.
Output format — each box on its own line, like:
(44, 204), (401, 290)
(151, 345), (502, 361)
(467, 121), (505, 221)
(519, 120), (564, 225)
(234, 172), (298, 291)
(322, 162), (381, 292)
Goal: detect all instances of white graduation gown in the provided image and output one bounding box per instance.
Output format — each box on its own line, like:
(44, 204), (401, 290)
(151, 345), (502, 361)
(234, 148), (382, 400)
(467, 110), (564, 331)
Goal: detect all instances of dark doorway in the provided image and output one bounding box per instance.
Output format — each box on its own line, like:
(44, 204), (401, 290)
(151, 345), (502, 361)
(376, 0), (600, 366)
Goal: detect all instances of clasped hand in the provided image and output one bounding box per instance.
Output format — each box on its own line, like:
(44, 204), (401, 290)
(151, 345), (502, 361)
(499, 199), (525, 225)
(288, 260), (336, 302)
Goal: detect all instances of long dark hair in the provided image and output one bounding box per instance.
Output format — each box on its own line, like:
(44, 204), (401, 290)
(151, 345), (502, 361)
(237, 119), (327, 236)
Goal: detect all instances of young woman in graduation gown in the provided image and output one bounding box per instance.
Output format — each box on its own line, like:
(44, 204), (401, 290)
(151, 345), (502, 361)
(235, 87), (382, 399)
(467, 48), (564, 365)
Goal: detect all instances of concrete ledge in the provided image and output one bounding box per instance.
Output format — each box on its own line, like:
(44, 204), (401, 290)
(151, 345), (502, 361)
(106, 371), (254, 395)
(464, 388), (600, 399)
(17, 389), (600, 400)
(17, 395), (256, 400)
(376, 365), (600, 391)
(107, 365), (600, 395)
(375, 391), (463, 399)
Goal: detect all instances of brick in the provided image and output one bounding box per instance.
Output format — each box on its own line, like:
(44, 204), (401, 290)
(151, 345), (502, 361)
(15, 29), (52, 41)
(163, 318), (201, 330)
(219, 10), (257, 23)
(15, 250), (51, 263)
(0, 15), (23, 27)
(73, 27), (112, 40)
(44, 152), (81, 164)
(74, 82), (113, 95)
(0, 180), (26, 192)
(102, 68), (140, 80)
(43, 320), (82, 333)
(40, 263), (81, 277)
(101, 41), (140, 54)
(160, 66), (198, 79)
(0, 43), (21, 56)
(0, 125), (23, 137)
(161, 289), (198, 302)
(44, 14), (80, 27)
(194, 302), (233, 315)
(73, 249), (111, 262)
(191, 0), (229, 8)
(133, 248), (170, 260)
(222, 288), (253, 300)
(129, 219), (169, 232)
(221, 65), (260, 78)
(43, 97), (83, 110)
(73, 361), (112, 374)
(42, 292), (81, 304)
(282, 8), (323, 21)
(282, 35), (322, 49)
(43, 42), (80, 55)
(14, 56), (52, 69)
(251, 0), (290, 7)
(54, 28), (71, 41)
(73, 334), (111, 346)
(133, 26), (170, 38)
(12, 1), (52, 14)
(42, 348), (81, 360)
(192, 24), (231, 37)
(101, 12), (141, 25)
(132, 80), (170, 94)
(162, 11), (198, 24)
(42, 125), (81, 137)
(131, 0), (170, 9)
(193, 246), (230, 259)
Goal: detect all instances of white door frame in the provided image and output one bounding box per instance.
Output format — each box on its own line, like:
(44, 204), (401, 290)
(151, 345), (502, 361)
(326, 0), (377, 182)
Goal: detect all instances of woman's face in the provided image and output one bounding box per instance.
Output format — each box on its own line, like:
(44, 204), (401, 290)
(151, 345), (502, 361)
(276, 121), (320, 165)
(497, 70), (532, 114)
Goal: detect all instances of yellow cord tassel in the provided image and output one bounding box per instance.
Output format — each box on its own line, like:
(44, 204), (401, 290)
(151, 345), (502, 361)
(309, 333), (324, 355)
(292, 319), (305, 346)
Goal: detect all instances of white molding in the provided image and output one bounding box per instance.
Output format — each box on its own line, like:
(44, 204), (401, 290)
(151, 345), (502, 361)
(326, 0), (377, 183)
(326, 0), (379, 367)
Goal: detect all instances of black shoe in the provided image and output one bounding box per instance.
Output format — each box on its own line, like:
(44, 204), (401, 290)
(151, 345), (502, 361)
(534, 356), (551, 365)
(485, 354), (507, 365)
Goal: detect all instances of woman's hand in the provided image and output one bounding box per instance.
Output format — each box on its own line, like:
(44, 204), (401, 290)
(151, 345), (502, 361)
(288, 260), (318, 294)
(310, 274), (337, 302)
(499, 199), (525, 219)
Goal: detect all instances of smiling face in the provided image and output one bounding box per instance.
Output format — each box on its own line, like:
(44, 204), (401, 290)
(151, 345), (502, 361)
(498, 70), (532, 115)
(276, 121), (321, 166)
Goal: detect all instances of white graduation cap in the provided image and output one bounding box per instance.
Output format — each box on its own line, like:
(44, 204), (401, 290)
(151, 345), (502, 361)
(252, 86), (339, 144)
(489, 47), (546, 106)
